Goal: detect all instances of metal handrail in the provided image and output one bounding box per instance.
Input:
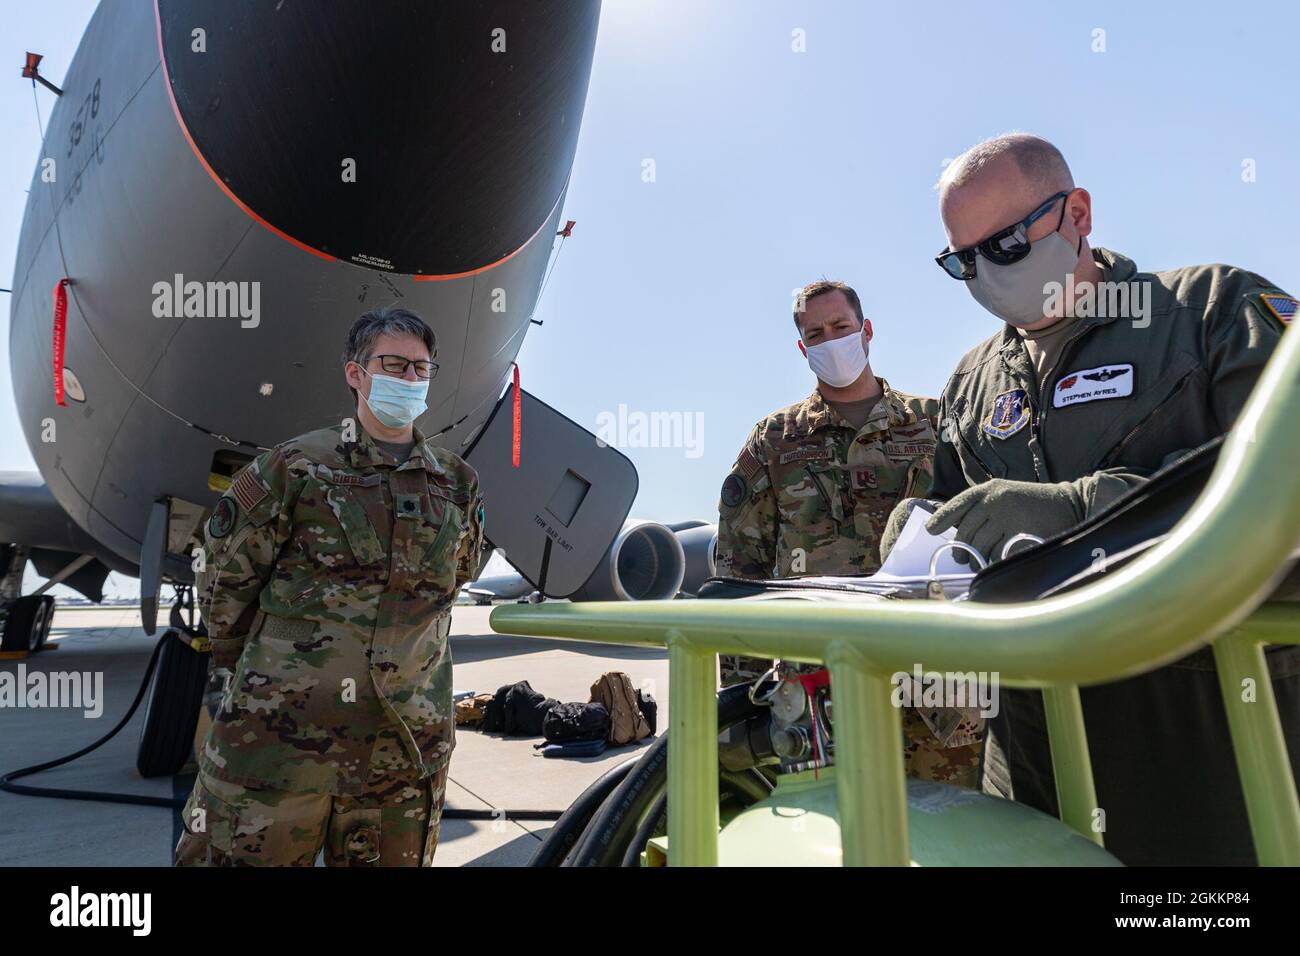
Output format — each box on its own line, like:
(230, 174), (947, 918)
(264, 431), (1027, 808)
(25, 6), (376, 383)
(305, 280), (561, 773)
(491, 325), (1300, 866)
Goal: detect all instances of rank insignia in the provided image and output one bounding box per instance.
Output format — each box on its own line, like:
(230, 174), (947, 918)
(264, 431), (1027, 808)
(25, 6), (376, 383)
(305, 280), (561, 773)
(208, 496), (237, 538)
(983, 388), (1030, 439)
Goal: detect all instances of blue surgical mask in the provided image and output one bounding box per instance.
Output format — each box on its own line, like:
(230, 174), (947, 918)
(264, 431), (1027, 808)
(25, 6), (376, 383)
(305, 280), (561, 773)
(360, 369), (428, 427)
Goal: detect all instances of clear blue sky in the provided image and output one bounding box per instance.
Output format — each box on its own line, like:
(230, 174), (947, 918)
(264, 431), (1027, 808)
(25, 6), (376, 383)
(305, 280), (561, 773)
(4, 1), (1298, 597)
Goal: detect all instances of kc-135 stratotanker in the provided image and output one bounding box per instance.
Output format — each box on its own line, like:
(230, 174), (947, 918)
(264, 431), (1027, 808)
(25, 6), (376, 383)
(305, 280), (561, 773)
(3, 1), (717, 763)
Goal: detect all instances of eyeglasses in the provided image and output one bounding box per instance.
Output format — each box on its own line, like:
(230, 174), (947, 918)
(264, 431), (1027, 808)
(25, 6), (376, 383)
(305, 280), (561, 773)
(364, 354), (439, 379)
(934, 190), (1071, 281)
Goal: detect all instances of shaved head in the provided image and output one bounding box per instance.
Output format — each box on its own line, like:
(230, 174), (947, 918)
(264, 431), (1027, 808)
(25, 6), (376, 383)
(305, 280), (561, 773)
(939, 132), (1074, 200)
(935, 132), (1102, 329)
(937, 132), (1088, 256)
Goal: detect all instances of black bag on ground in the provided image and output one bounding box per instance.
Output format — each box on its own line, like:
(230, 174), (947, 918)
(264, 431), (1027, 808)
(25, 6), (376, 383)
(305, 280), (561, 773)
(543, 701), (611, 744)
(637, 690), (658, 736)
(481, 681), (558, 736)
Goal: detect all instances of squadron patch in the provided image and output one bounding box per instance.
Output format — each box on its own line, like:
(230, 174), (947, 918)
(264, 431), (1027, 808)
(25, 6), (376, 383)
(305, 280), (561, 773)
(1053, 363), (1134, 408)
(208, 496), (237, 538)
(720, 473), (747, 509)
(982, 389), (1030, 439)
(1258, 293), (1297, 328)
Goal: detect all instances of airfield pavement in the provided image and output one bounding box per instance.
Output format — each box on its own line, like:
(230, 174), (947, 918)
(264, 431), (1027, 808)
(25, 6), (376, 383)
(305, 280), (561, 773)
(0, 605), (670, 867)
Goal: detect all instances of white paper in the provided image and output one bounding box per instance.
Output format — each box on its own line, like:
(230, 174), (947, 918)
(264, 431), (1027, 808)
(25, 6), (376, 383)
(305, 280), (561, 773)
(873, 505), (964, 580)
(783, 505), (972, 596)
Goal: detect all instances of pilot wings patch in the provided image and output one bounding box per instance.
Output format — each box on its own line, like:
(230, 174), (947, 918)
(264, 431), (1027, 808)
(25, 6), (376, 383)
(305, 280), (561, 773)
(1053, 363), (1134, 408)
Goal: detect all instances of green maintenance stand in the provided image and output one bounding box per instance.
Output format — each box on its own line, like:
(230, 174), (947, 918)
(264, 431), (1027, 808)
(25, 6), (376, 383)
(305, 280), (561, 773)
(493, 327), (1300, 866)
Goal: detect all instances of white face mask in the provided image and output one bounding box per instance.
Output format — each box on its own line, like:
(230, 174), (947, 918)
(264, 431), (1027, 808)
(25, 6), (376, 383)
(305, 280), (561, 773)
(804, 327), (868, 387)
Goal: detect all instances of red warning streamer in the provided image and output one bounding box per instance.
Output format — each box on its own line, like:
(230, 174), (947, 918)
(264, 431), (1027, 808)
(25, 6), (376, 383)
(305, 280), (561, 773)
(511, 364), (521, 468)
(52, 278), (69, 407)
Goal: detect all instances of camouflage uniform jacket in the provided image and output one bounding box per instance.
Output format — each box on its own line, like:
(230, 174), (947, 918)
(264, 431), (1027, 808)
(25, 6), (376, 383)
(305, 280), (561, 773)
(715, 381), (985, 756)
(197, 423), (486, 796)
(716, 379), (940, 579)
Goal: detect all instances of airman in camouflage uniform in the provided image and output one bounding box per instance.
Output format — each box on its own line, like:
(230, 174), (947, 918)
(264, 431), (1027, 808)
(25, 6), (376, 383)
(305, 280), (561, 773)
(715, 281), (984, 788)
(716, 383), (939, 582)
(175, 307), (485, 866)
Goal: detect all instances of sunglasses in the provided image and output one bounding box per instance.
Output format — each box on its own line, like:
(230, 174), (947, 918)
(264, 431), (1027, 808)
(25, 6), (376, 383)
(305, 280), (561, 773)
(935, 190), (1071, 280)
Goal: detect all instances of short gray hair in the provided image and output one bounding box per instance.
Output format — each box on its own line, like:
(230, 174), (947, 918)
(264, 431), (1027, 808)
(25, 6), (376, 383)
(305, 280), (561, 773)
(938, 132), (1074, 196)
(342, 306), (436, 368)
(342, 306), (436, 397)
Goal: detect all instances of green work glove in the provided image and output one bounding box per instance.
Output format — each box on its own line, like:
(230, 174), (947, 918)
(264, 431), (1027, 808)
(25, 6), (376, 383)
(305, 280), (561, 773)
(880, 497), (943, 561)
(925, 479), (1087, 566)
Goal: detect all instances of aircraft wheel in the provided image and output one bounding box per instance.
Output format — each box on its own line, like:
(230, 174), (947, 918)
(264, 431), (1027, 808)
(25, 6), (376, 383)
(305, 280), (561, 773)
(34, 596), (55, 650)
(1, 595), (49, 653)
(136, 630), (210, 778)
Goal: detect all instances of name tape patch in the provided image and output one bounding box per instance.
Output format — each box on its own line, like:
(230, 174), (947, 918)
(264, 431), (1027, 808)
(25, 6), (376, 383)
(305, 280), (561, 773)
(779, 446), (832, 465)
(1053, 363), (1134, 408)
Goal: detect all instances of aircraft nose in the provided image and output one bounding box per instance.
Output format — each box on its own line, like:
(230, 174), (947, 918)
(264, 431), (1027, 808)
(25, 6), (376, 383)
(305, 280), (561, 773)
(157, 0), (601, 277)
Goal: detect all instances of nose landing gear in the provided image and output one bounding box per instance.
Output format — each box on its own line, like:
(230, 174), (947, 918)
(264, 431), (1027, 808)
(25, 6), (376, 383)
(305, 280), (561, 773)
(136, 586), (212, 778)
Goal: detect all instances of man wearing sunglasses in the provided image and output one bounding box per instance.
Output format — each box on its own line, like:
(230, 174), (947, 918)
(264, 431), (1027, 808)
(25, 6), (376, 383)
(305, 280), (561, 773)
(176, 306), (486, 866)
(881, 132), (1297, 865)
(716, 280), (984, 788)
(883, 131), (1293, 566)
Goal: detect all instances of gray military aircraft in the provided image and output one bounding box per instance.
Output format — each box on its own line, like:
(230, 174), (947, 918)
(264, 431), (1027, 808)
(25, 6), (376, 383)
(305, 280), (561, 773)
(2, 1), (668, 767)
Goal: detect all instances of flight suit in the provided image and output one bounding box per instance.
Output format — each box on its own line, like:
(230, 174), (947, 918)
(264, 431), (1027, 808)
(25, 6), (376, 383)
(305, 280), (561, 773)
(929, 248), (1292, 508)
(919, 247), (1298, 864)
(716, 380), (984, 787)
(174, 423), (485, 866)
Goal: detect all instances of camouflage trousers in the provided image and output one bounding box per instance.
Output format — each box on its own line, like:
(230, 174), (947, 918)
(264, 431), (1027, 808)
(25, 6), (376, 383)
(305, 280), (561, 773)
(901, 708), (982, 790)
(174, 762), (449, 867)
(719, 655), (983, 789)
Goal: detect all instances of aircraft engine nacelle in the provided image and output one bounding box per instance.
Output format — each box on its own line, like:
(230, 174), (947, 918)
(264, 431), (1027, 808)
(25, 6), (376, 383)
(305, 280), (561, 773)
(673, 523), (718, 596)
(568, 520), (686, 602)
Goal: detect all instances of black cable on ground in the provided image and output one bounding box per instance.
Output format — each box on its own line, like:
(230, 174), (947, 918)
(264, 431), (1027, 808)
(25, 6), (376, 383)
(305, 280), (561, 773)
(0, 631), (566, 820)
(442, 808), (563, 821)
(0, 632), (180, 808)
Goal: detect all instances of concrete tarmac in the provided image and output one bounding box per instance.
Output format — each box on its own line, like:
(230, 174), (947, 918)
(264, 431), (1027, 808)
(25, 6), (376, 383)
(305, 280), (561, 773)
(0, 604), (669, 867)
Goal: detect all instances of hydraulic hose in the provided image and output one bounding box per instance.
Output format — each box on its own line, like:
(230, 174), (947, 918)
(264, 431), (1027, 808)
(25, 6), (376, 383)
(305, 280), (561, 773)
(550, 681), (773, 867)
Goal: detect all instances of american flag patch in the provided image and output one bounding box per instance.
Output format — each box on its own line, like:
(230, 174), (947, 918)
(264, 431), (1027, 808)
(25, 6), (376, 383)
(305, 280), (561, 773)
(737, 447), (764, 480)
(231, 468), (268, 512)
(1260, 293), (1297, 327)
